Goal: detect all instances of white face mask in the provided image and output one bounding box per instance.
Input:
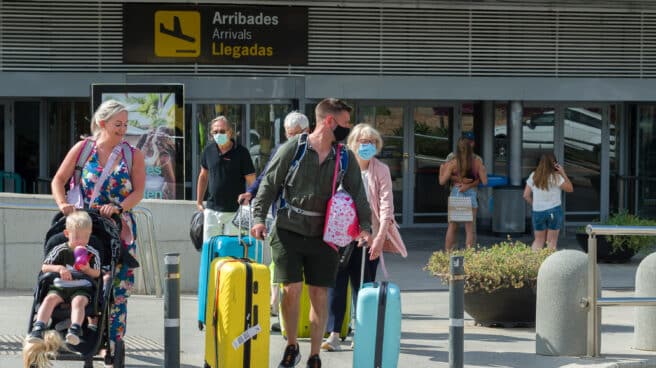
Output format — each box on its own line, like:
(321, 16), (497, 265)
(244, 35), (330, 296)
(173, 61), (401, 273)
(213, 133), (228, 146)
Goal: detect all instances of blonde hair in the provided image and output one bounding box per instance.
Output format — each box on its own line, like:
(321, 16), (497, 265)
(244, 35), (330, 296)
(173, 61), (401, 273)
(66, 210), (92, 232)
(22, 330), (64, 368)
(90, 100), (127, 139)
(454, 137), (474, 179)
(347, 123), (383, 154)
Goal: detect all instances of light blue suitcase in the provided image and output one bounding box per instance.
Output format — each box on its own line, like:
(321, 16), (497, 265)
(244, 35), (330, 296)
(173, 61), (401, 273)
(197, 233), (262, 329)
(353, 280), (402, 368)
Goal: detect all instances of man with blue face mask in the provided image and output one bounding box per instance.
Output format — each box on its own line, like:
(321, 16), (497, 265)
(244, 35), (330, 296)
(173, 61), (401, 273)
(196, 116), (256, 240)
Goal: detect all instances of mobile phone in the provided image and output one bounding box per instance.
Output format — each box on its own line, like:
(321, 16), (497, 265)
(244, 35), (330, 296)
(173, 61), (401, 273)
(553, 160), (559, 168)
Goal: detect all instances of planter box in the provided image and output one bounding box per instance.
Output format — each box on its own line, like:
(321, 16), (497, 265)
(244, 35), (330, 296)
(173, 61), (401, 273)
(575, 233), (636, 263)
(464, 286), (536, 327)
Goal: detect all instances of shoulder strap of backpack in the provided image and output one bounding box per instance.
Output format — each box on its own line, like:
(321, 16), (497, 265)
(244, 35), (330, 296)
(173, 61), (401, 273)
(282, 133), (308, 187)
(72, 139), (95, 186)
(279, 133), (309, 207)
(337, 144), (348, 185)
(120, 141), (133, 174)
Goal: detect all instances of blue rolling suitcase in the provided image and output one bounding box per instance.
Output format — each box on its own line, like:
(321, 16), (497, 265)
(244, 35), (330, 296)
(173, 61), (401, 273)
(197, 217), (263, 329)
(353, 247), (402, 368)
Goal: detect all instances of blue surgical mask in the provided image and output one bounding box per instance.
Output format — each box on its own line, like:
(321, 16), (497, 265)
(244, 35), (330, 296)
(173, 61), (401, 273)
(358, 143), (376, 160)
(213, 133), (228, 146)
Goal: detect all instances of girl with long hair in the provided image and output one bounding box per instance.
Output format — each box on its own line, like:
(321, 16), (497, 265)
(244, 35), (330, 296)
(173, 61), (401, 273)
(523, 152), (574, 250)
(439, 137), (488, 250)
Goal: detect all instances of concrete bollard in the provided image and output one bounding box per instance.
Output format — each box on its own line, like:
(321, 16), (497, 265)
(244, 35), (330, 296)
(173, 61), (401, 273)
(536, 249), (597, 356)
(635, 252), (656, 350)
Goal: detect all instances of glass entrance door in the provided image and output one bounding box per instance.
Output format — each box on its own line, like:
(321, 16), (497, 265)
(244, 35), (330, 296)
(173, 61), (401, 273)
(357, 105), (405, 222)
(413, 105), (454, 223)
(563, 106), (604, 222)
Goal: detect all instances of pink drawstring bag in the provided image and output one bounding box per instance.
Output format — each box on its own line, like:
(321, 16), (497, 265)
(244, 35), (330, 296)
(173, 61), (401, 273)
(323, 145), (360, 250)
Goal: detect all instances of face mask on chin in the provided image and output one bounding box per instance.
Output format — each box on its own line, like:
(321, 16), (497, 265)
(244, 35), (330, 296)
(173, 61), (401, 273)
(213, 133), (229, 146)
(333, 125), (351, 142)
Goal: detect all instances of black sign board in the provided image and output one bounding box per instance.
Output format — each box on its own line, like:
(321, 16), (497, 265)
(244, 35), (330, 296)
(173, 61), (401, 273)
(124, 3), (308, 65)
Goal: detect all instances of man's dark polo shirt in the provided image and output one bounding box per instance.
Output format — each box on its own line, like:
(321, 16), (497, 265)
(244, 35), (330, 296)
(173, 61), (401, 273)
(201, 140), (255, 212)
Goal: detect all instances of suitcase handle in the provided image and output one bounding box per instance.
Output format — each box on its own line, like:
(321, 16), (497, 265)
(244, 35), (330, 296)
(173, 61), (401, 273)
(237, 201), (260, 261)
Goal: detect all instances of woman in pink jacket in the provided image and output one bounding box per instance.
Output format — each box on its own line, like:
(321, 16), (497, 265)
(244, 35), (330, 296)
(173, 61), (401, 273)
(322, 123), (408, 351)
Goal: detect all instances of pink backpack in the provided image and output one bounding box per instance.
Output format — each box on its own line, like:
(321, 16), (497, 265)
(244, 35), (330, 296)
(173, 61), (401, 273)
(323, 144), (360, 250)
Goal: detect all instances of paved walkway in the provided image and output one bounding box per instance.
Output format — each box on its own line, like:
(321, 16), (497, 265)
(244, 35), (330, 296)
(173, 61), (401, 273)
(1, 228), (655, 367)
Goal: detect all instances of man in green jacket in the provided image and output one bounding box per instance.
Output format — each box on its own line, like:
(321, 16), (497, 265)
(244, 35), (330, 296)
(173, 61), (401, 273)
(251, 98), (372, 368)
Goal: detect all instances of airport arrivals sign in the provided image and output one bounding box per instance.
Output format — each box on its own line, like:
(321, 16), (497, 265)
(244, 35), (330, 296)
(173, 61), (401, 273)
(123, 4), (308, 65)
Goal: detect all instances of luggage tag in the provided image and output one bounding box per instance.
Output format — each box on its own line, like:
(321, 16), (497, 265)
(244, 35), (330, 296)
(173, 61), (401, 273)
(231, 324), (262, 350)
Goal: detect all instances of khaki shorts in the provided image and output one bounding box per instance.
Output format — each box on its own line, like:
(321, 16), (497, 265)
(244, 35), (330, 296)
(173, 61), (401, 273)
(48, 285), (92, 304)
(269, 226), (340, 287)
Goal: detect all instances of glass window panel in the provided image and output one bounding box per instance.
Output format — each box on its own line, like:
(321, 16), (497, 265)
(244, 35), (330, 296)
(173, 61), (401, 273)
(185, 103), (192, 200)
(609, 105), (620, 214)
(250, 104), (292, 174)
(74, 101), (90, 140)
(47, 102), (73, 186)
(14, 101), (40, 194)
(414, 106), (452, 222)
(637, 106), (656, 218)
(358, 105), (404, 222)
(564, 107), (602, 221)
(521, 107), (555, 179)
(494, 104), (508, 176)
(0, 104), (4, 172)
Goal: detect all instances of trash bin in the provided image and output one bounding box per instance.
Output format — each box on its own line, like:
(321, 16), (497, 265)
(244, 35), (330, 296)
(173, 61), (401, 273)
(492, 185), (526, 234)
(476, 175), (508, 232)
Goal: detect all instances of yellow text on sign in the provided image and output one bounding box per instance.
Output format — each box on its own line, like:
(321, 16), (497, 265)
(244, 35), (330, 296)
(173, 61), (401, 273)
(154, 10), (201, 57)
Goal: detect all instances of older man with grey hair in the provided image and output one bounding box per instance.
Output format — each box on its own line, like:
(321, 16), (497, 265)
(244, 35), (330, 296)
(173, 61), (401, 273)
(242, 111), (310, 204)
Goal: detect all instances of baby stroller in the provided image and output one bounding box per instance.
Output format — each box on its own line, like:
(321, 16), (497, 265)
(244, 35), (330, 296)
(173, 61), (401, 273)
(26, 209), (126, 368)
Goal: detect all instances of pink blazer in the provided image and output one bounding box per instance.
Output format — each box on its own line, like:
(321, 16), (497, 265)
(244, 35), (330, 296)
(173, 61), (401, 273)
(366, 158), (408, 257)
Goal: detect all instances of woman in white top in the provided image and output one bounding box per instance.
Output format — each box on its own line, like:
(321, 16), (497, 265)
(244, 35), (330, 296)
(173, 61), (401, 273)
(523, 153), (574, 250)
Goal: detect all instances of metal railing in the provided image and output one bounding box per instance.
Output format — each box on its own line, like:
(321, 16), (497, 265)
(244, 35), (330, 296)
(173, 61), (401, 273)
(584, 224), (656, 357)
(131, 206), (163, 297)
(0, 202), (163, 297)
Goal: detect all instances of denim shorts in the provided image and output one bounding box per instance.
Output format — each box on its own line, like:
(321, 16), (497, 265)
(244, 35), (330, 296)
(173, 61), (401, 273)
(450, 187), (478, 209)
(532, 205), (563, 231)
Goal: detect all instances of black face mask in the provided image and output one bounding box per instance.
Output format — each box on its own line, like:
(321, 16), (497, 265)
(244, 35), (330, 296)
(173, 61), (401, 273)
(333, 125), (351, 142)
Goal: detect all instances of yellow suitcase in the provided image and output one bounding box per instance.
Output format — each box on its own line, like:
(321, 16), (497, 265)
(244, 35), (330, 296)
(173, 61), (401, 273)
(204, 258), (270, 368)
(280, 281), (351, 339)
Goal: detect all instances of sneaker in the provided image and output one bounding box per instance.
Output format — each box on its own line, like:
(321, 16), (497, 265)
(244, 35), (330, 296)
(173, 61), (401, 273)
(66, 324), (82, 345)
(271, 322), (281, 332)
(306, 354), (321, 368)
(278, 343), (301, 368)
(27, 324), (45, 344)
(321, 334), (341, 352)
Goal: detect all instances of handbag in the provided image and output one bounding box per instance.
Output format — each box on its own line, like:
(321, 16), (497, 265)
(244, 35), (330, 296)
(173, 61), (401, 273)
(190, 211), (204, 252)
(448, 193), (473, 222)
(323, 144), (360, 249)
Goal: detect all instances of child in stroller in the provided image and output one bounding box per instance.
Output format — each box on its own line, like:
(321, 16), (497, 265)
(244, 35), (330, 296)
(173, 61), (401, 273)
(24, 209), (124, 368)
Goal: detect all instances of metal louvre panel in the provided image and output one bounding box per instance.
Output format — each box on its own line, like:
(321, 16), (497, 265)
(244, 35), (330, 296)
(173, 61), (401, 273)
(1, 1), (656, 77)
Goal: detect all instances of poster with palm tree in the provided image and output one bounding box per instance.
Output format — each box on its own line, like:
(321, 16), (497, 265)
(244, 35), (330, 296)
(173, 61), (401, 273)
(101, 90), (183, 200)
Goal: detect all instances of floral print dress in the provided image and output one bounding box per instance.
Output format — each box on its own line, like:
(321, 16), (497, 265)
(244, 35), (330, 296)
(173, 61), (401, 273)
(80, 142), (137, 343)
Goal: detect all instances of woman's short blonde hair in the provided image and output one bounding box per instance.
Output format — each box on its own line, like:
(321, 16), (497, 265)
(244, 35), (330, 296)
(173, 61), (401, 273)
(347, 123), (383, 154)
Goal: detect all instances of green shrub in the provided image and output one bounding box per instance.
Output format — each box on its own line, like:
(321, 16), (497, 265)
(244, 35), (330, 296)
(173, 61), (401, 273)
(425, 240), (554, 293)
(604, 210), (656, 253)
